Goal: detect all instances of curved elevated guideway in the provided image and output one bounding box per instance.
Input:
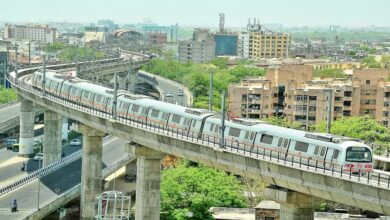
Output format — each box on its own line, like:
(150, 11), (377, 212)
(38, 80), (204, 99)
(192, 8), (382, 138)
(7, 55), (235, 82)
(4, 63), (390, 218)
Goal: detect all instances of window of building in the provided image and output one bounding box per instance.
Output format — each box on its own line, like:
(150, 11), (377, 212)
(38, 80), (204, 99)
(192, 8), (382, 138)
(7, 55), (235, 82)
(335, 97), (342, 101)
(384, 121), (389, 126)
(295, 95), (308, 101)
(343, 111), (351, 116)
(385, 102), (390, 107)
(308, 106), (316, 111)
(242, 94), (247, 101)
(366, 80), (370, 85)
(385, 92), (390, 98)
(308, 116), (316, 121)
(344, 101), (351, 106)
(309, 96), (317, 101)
(260, 134), (273, 144)
(295, 141), (309, 152)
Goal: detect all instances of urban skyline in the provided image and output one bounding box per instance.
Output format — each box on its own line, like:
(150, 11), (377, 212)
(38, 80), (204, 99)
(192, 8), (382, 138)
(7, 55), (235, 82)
(1, 0), (390, 27)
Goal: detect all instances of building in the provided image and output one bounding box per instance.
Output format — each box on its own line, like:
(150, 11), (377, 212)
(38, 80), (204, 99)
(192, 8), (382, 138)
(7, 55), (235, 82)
(178, 28), (215, 63)
(214, 33), (238, 56)
(246, 19), (290, 60)
(147, 32), (167, 45)
(238, 32), (250, 58)
(58, 33), (85, 46)
(3, 24), (57, 43)
(228, 64), (312, 120)
(0, 51), (7, 87)
(84, 26), (108, 43)
(228, 65), (390, 129)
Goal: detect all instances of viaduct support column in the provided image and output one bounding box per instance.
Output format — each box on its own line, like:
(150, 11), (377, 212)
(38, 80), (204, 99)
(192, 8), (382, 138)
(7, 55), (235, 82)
(265, 187), (315, 220)
(78, 125), (105, 220)
(19, 97), (35, 157)
(43, 110), (62, 166)
(127, 144), (165, 220)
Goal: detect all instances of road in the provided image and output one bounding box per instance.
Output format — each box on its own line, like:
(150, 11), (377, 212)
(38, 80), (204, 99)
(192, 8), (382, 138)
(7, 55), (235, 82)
(0, 137), (126, 219)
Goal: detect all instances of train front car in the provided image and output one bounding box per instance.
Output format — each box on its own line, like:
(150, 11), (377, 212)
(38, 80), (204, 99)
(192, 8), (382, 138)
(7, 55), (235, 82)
(341, 141), (373, 173)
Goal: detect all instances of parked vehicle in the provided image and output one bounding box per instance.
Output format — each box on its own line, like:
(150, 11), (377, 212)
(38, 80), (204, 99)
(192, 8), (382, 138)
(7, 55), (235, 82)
(70, 139), (82, 146)
(34, 153), (43, 161)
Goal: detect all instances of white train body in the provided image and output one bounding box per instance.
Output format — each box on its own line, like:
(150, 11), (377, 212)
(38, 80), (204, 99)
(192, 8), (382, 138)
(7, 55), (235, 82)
(31, 70), (373, 173)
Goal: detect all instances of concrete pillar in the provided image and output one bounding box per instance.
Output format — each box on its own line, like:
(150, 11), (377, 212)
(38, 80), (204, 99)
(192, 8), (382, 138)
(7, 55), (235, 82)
(127, 144), (165, 220)
(78, 125), (105, 220)
(265, 187), (315, 220)
(61, 117), (69, 141)
(43, 110), (62, 166)
(19, 97), (35, 157)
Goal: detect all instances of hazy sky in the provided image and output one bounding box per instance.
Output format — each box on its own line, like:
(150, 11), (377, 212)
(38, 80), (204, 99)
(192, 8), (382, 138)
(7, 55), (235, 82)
(1, 0), (390, 27)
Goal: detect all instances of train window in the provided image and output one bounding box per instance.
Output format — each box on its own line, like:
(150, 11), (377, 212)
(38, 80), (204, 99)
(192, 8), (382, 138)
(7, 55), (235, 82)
(172, 114), (181, 123)
(314, 145), (320, 155)
(151, 109), (160, 117)
(210, 124), (215, 132)
(83, 91), (90, 98)
(62, 85), (68, 92)
(214, 125), (220, 133)
(228, 127), (241, 137)
(71, 88), (78, 94)
(142, 108), (148, 115)
(278, 138), (283, 147)
(295, 141), (309, 152)
(246, 132), (255, 141)
(283, 139), (290, 148)
(260, 134), (273, 144)
(131, 104), (140, 112)
(192, 121), (197, 128)
(184, 118), (191, 126)
(96, 95), (102, 102)
(122, 102), (129, 109)
(333, 150), (340, 160)
(320, 147), (327, 157)
(162, 113), (169, 120)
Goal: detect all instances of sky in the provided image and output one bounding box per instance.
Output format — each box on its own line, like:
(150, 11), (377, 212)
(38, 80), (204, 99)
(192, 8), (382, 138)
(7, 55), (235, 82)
(1, 0), (390, 27)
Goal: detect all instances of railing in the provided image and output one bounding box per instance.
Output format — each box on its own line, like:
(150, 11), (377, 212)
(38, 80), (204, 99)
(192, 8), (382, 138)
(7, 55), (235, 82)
(7, 69), (390, 190)
(0, 150), (82, 197)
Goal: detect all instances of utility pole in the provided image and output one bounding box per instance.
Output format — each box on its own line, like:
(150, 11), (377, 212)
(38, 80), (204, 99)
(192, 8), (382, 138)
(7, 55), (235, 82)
(220, 90), (226, 148)
(326, 89), (332, 134)
(42, 52), (46, 96)
(209, 71), (214, 110)
(28, 42), (31, 67)
(113, 73), (118, 120)
(14, 43), (18, 75)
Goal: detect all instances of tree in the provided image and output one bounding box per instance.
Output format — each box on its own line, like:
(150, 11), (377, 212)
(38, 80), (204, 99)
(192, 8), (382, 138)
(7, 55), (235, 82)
(314, 68), (346, 78)
(0, 86), (17, 104)
(263, 116), (302, 130)
(312, 116), (390, 154)
(161, 162), (247, 220)
(361, 56), (381, 68)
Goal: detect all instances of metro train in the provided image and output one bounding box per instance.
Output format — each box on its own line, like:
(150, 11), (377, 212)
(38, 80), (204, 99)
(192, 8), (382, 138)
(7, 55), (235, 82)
(30, 69), (373, 173)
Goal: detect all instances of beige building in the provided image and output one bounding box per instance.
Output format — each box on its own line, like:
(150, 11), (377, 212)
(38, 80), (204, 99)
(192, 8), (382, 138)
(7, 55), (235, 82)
(178, 28), (215, 64)
(248, 31), (291, 60)
(228, 65), (390, 129)
(3, 24), (56, 43)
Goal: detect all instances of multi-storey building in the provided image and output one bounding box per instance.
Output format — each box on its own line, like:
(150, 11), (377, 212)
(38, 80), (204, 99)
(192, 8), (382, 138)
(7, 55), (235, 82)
(248, 31), (290, 59)
(178, 28), (215, 63)
(246, 20), (290, 60)
(228, 65), (390, 129)
(3, 24), (57, 43)
(147, 32), (167, 45)
(237, 32), (249, 58)
(214, 33), (238, 56)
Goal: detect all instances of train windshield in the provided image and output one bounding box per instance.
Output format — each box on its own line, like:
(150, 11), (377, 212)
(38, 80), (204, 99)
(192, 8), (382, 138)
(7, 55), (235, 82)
(346, 147), (372, 162)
